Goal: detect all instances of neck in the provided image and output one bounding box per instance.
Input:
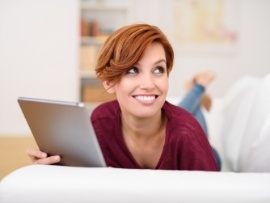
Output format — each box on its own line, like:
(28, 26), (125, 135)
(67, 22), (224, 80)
(121, 110), (167, 141)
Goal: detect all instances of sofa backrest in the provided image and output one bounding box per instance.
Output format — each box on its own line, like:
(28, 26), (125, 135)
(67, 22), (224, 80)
(238, 74), (270, 172)
(220, 74), (270, 172)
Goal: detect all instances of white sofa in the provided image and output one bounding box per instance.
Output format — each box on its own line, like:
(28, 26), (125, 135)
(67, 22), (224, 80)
(206, 74), (270, 172)
(1, 74), (270, 203)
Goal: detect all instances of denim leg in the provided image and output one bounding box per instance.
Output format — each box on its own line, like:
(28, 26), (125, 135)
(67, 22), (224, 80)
(193, 109), (208, 135)
(178, 84), (208, 134)
(179, 84), (204, 112)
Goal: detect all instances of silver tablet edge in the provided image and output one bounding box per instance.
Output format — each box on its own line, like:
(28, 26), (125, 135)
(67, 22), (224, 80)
(18, 97), (84, 108)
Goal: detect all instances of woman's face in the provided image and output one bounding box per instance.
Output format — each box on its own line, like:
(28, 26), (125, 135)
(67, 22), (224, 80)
(107, 42), (169, 119)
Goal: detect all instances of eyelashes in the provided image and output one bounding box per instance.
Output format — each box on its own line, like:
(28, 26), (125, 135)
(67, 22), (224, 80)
(126, 66), (166, 75)
(154, 66), (165, 74)
(126, 67), (139, 74)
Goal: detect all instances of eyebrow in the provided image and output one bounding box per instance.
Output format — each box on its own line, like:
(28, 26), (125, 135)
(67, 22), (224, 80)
(154, 59), (166, 65)
(135, 59), (167, 66)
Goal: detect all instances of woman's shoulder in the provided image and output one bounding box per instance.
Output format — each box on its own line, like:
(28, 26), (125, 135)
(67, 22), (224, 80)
(163, 100), (193, 119)
(91, 100), (120, 121)
(163, 101), (203, 134)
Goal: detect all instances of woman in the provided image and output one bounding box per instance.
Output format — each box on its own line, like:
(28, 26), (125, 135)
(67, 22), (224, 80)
(27, 23), (218, 171)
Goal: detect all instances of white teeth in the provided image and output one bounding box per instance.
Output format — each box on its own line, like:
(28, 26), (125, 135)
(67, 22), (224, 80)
(135, 95), (155, 101)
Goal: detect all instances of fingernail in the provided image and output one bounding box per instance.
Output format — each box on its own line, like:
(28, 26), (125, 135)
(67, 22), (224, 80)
(41, 153), (47, 158)
(54, 156), (60, 162)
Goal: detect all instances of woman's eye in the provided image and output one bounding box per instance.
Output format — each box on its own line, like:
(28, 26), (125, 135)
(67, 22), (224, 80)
(127, 67), (139, 74)
(154, 66), (165, 74)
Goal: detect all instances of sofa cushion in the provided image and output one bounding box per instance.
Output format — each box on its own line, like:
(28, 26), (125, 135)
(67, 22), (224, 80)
(1, 165), (270, 203)
(238, 74), (270, 172)
(220, 75), (260, 171)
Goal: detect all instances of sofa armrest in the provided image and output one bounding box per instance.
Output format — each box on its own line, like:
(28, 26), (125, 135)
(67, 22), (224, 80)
(1, 165), (270, 203)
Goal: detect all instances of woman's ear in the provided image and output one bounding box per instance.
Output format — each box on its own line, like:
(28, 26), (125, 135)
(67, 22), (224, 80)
(103, 81), (116, 94)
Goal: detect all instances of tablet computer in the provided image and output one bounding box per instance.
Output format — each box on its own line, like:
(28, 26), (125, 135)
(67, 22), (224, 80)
(18, 97), (106, 167)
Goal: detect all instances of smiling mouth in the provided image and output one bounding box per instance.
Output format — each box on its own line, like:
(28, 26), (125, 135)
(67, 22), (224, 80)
(133, 95), (158, 102)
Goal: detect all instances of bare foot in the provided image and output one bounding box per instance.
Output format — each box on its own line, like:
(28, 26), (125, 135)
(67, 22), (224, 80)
(195, 71), (215, 87)
(196, 71), (215, 111)
(200, 93), (212, 111)
(184, 71), (215, 111)
(184, 79), (195, 92)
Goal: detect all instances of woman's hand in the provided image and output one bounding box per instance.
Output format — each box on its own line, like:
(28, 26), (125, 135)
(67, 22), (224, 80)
(26, 148), (61, 165)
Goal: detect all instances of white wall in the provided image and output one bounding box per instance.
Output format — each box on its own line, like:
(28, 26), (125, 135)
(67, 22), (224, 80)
(1, 0), (270, 135)
(0, 0), (80, 135)
(133, 0), (270, 98)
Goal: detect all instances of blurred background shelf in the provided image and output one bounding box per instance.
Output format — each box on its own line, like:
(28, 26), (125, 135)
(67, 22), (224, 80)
(79, 0), (133, 103)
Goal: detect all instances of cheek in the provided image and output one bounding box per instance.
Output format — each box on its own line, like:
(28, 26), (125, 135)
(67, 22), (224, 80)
(117, 77), (136, 89)
(158, 77), (169, 91)
(113, 80), (133, 96)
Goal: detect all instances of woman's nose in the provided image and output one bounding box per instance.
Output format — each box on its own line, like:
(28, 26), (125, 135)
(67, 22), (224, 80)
(139, 73), (155, 90)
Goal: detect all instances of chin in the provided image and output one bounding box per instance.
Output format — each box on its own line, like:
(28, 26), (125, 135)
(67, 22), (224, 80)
(132, 107), (163, 118)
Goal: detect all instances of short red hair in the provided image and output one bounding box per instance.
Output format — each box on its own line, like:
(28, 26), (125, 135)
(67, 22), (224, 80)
(95, 23), (174, 85)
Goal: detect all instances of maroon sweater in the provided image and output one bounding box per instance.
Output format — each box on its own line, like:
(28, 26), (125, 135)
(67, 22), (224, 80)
(91, 100), (218, 171)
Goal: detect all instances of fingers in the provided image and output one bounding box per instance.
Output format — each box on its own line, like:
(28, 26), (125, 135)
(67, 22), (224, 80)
(34, 155), (61, 165)
(26, 148), (61, 165)
(27, 148), (47, 160)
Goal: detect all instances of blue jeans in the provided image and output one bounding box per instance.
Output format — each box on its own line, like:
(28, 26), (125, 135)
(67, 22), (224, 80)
(178, 84), (221, 170)
(179, 84), (208, 135)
